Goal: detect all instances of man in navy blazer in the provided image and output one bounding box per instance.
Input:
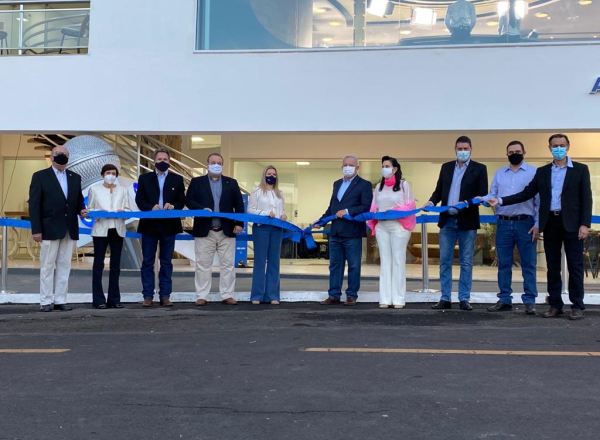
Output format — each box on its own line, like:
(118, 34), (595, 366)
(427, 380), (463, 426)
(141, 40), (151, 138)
(314, 155), (373, 306)
(135, 149), (186, 307)
(186, 153), (245, 306)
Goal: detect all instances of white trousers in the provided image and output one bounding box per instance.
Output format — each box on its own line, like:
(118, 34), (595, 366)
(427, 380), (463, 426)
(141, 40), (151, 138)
(39, 233), (75, 306)
(194, 231), (236, 300)
(376, 221), (411, 306)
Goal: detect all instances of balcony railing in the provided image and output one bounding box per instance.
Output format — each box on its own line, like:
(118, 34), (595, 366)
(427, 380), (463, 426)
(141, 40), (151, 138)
(0, 1), (90, 55)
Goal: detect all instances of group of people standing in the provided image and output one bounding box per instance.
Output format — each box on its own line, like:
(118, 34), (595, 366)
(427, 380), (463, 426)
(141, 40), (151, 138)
(28, 133), (592, 320)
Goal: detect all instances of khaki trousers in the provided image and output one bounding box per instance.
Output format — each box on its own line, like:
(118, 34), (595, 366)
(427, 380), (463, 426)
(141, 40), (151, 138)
(194, 231), (236, 300)
(39, 233), (75, 306)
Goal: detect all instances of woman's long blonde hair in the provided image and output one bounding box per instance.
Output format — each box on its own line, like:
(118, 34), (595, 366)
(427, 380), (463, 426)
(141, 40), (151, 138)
(258, 165), (282, 198)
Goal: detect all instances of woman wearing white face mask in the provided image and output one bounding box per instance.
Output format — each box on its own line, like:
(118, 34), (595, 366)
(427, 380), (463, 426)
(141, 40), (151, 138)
(87, 164), (131, 309)
(367, 156), (416, 309)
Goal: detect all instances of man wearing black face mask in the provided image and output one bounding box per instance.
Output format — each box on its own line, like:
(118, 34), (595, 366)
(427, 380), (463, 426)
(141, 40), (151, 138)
(29, 145), (87, 312)
(483, 141), (539, 314)
(135, 148), (186, 307)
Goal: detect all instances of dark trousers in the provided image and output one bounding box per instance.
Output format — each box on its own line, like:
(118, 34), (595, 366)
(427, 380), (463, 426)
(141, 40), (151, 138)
(328, 236), (362, 299)
(92, 229), (124, 307)
(141, 232), (176, 299)
(543, 214), (585, 310)
(250, 224), (283, 302)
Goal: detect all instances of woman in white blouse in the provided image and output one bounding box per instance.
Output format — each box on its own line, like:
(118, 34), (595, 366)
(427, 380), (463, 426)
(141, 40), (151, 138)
(368, 156), (416, 309)
(247, 166), (287, 305)
(87, 164), (131, 309)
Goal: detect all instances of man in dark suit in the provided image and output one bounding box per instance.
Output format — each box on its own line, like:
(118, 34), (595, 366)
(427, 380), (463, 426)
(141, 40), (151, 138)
(135, 149), (186, 307)
(425, 136), (488, 311)
(29, 146), (87, 312)
(314, 155), (373, 306)
(186, 152), (245, 306)
(488, 134), (592, 320)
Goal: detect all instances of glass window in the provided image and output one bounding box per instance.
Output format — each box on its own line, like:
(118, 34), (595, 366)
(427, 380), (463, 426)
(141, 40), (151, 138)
(196, 0), (600, 51)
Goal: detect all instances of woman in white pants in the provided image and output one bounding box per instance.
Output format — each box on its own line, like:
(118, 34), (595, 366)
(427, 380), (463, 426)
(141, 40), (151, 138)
(368, 156), (416, 309)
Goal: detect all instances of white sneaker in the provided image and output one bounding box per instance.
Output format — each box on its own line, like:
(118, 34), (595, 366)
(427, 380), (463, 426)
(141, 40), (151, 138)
(251, 301), (260, 305)
(271, 300), (280, 305)
(379, 304), (390, 309)
(394, 305), (404, 309)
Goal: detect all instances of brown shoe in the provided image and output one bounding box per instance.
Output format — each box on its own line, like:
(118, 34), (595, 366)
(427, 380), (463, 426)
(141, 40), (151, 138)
(320, 297), (341, 305)
(344, 297), (357, 306)
(543, 308), (564, 318)
(222, 297), (238, 305)
(196, 299), (207, 306)
(569, 308), (585, 321)
(142, 297), (153, 307)
(160, 298), (173, 307)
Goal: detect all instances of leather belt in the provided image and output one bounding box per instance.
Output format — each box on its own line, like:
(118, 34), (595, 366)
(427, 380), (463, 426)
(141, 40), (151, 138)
(211, 227), (223, 232)
(498, 215), (533, 221)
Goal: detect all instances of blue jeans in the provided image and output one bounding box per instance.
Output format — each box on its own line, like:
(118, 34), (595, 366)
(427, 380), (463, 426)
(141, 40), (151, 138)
(328, 236), (362, 299)
(439, 218), (476, 302)
(251, 224), (283, 302)
(141, 233), (176, 299)
(496, 218), (538, 305)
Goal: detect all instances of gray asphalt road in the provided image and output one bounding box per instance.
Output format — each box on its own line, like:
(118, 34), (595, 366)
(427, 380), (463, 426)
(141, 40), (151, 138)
(0, 303), (599, 440)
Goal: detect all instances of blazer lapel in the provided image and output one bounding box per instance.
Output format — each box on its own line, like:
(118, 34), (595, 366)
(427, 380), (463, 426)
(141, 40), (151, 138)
(202, 176), (215, 207)
(340, 177), (360, 202)
(459, 162), (475, 194)
(545, 164), (553, 197)
(48, 167), (66, 200)
(562, 165), (575, 194)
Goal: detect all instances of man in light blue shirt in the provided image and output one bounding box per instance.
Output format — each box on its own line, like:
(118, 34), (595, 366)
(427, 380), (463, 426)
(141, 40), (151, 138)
(484, 141), (539, 314)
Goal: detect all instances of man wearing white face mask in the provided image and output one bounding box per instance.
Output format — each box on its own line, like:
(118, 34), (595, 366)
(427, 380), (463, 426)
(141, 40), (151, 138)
(313, 155), (373, 306)
(186, 152), (245, 306)
(425, 136), (488, 311)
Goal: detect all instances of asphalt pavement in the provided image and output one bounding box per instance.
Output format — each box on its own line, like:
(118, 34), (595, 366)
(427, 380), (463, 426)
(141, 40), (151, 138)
(0, 302), (599, 440)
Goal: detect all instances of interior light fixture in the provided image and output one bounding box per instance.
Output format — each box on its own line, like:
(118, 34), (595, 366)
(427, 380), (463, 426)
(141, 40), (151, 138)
(487, 21), (499, 26)
(296, 162), (311, 166)
(579, 0), (592, 5)
(367, 0), (393, 18)
(400, 30), (412, 35)
(535, 12), (548, 18)
(15, 17), (28, 21)
(329, 21), (341, 27)
(191, 136), (205, 142)
(497, 1), (528, 19)
(314, 7), (328, 13)
(410, 7), (437, 27)
(322, 37), (334, 42)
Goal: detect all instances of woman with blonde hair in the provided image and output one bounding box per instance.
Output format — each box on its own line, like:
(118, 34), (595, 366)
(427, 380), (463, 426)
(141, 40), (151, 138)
(248, 165), (287, 305)
(367, 156), (416, 309)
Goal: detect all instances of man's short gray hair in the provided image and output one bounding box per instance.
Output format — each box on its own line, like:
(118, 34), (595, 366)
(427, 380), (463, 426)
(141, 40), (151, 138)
(154, 148), (170, 159)
(343, 154), (359, 166)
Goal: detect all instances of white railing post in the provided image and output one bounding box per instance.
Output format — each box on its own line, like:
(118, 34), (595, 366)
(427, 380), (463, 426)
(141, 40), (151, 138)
(413, 221), (438, 293)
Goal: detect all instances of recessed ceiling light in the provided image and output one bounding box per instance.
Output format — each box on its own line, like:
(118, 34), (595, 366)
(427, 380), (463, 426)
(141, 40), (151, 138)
(191, 136), (205, 142)
(322, 37), (334, 42)
(487, 21), (499, 26)
(399, 30), (412, 35)
(535, 12), (548, 18)
(16, 17), (28, 21)
(579, 0), (592, 5)
(296, 162), (311, 166)
(329, 21), (341, 27)
(547, 16), (551, 20)
(314, 7), (328, 13)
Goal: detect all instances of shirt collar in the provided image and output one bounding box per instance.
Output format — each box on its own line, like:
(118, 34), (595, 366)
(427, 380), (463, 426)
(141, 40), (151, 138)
(343, 174), (358, 184)
(156, 170), (168, 178)
(53, 166), (66, 175)
(504, 161), (528, 172)
(551, 157), (573, 169)
(455, 159), (470, 169)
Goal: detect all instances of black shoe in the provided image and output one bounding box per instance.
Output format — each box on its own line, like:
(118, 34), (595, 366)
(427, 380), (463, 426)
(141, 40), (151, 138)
(38, 305), (52, 312)
(431, 300), (451, 310)
(525, 304), (536, 315)
(107, 303), (124, 309)
(569, 308), (585, 321)
(53, 304), (73, 311)
(543, 308), (563, 318)
(459, 300), (473, 311)
(93, 304), (107, 309)
(487, 301), (512, 312)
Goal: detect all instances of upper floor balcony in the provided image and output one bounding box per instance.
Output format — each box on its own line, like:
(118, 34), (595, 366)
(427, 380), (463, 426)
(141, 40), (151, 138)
(195, 0), (600, 51)
(0, 1), (89, 56)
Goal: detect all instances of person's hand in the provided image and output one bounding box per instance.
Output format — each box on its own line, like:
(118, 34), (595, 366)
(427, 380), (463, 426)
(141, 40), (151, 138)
(311, 220), (323, 229)
(579, 225), (589, 240)
(422, 201), (434, 210)
(80, 209), (89, 218)
(204, 208), (212, 212)
(164, 203), (173, 210)
(528, 226), (540, 242)
(373, 208), (379, 213)
(269, 211), (276, 218)
(152, 204), (161, 211)
(233, 226), (244, 234)
(116, 208), (124, 213)
(335, 209), (347, 219)
(280, 214), (288, 221)
(487, 198), (499, 207)
(32, 233), (42, 243)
